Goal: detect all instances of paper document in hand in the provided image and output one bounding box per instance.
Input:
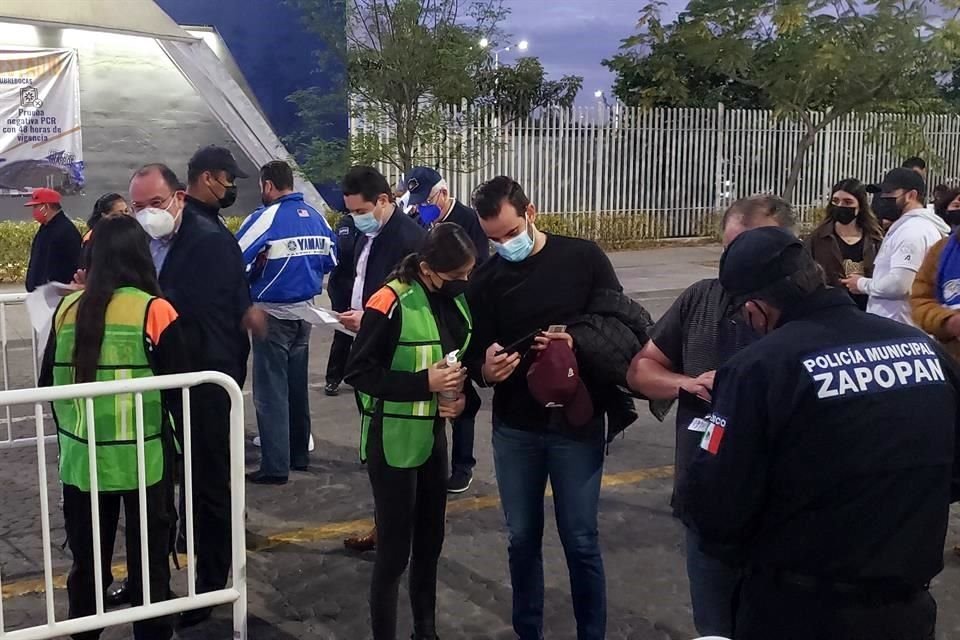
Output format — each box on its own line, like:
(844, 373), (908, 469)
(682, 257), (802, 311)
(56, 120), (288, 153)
(25, 282), (73, 360)
(293, 305), (356, 337)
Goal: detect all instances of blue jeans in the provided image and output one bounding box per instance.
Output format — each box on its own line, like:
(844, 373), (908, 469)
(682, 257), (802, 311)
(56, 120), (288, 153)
(492, 422), (606, 640)
(685, 527), (741, 637)
(252, 315), (312, 478)
(450, 383), (480, 476)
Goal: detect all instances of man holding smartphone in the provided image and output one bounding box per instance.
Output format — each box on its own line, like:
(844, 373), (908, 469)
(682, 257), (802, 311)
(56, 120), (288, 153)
(465, 176), (621, 640)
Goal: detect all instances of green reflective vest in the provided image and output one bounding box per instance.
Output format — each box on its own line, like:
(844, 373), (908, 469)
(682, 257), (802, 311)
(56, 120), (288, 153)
(53, 287), (165, 492)
(359, 279), (472, 468)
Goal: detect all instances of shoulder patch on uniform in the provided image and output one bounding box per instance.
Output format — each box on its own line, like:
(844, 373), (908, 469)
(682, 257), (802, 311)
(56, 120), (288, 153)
(366, 287), (399, 315)
(699, 413), (727, 455)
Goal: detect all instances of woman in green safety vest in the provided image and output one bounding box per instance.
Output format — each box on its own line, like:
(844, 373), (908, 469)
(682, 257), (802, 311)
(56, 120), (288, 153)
(39, 214), (189, 640)
(346, 222), (476, 640)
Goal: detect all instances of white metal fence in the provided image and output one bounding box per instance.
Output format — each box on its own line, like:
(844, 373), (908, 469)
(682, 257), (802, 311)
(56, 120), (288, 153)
(0, 371), (247, 640)
(0, 293), (48, 451)
(352, 104), (960, 241)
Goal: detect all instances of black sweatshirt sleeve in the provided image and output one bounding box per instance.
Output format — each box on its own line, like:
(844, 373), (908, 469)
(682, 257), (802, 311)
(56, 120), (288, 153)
(344, 290), (432, 402)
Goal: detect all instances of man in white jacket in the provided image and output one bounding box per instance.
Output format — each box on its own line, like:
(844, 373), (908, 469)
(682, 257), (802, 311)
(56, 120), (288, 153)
(843, 167), (950, 326)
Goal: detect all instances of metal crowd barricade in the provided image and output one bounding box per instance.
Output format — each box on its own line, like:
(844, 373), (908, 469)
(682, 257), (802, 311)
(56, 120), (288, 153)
(0, 371), (247, 640)
(0, 292), (47, 451)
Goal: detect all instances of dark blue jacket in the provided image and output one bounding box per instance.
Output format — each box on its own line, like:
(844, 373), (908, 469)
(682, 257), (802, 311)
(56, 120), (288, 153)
(328, 214), (361, 312)
(158, 205), (251, 386)
(356, 206), (426, 306)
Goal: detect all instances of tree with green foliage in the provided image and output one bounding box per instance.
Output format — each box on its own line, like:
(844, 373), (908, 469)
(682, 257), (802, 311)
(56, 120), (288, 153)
(475, 57), (583, 120)
(609, 0), (960, 202)
(287, 0), (581, 180)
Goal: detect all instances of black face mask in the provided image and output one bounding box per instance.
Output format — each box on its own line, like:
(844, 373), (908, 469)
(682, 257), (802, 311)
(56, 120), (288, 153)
(874, 197), (901, 222)
(439, 278), (469, 298)
(828, 204), (858, 225)
(944, 210), (960, 228)
(218, 183), (238, 209)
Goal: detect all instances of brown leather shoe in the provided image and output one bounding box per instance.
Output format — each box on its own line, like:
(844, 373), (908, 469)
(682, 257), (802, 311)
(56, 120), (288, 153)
(344, 526), (377, 552)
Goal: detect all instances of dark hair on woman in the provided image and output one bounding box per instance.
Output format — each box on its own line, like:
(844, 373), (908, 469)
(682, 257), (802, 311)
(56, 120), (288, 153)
(387, 223), (476, 285)
(825, 178), (883, 239)
(934, 184), (960, 219)
(87, 193), (126, 230)
(70, 215), (162, 383)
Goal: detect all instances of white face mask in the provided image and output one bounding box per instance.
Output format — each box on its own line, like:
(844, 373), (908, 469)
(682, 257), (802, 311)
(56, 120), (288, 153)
(136, 196), (179, 240)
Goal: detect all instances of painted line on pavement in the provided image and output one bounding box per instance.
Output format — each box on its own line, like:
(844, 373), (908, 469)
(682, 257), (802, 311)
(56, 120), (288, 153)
(1, 464), (674, 598)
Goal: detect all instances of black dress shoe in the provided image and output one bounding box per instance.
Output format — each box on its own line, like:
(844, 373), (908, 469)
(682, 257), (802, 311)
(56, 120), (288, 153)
(291, 464), (309, 472)
(105, 580), (129, 608)
(324, 382), (340, 396)
(178, 606), (212, 628)
(246, 471), (288, 485)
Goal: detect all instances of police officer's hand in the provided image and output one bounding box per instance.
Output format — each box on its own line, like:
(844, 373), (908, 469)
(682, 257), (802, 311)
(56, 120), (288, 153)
(438, 393), (466, 419)
(946, 314), (960, 338)
(428, 360), (466, 394)
(339, 310), (364, 333)
(483, 343), (521, 384)
(679, 370), (715, 401)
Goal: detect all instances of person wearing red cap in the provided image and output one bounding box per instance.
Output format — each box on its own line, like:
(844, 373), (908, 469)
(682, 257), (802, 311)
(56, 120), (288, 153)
(24, 187), (82, 292)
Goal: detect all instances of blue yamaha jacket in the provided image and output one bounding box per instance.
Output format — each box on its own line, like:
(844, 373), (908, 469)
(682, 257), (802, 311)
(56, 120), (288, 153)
(236, 192), (338, 303)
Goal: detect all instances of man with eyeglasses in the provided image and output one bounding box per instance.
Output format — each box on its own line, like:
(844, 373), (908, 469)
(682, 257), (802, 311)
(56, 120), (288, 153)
(129, 162), (252, 629)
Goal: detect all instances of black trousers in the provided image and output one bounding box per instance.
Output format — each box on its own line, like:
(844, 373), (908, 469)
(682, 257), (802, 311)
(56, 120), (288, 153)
(735, 571), (937, 640)
(63, 479), (173, 640)
(325, 330), (354, 386)
(179, 383), (233, 593)
(367, 417), (448, 640)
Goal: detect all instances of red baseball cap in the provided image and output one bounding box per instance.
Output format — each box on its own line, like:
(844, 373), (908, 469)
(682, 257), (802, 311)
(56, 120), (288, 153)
(24, 187), (61, 206)
(527, 340), (594, 427)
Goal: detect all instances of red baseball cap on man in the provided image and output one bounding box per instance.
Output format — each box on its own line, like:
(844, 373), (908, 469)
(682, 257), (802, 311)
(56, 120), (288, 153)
(24, 188), (62, 206)
(527, 339), (594, 427)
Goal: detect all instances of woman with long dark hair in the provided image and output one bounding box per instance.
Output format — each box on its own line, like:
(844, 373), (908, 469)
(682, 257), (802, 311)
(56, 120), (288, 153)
(345, 223), (475, 640)
(40, 214), (188, 640)
(805, 178), (883, 310)
(78, 193), (132, 283)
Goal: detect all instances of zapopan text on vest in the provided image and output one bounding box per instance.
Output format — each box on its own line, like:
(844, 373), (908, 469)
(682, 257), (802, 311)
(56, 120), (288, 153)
(808, 358), (945, 399)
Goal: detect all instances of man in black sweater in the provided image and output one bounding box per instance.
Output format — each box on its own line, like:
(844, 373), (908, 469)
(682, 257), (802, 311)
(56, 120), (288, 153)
(466, 176), (620, 640)
(340, 165), (426, 552)
(404, 166), (490, 493)
(24, 188), (81, 292)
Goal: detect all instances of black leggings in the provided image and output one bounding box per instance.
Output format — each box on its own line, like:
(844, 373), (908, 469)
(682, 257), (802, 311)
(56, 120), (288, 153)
(367, 417), (448, 640)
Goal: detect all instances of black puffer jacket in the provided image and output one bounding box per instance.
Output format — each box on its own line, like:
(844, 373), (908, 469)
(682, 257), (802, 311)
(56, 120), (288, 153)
(568, 289), (671, 442)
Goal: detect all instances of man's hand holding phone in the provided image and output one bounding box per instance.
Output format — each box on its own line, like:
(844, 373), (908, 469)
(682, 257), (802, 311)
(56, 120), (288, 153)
(533, 324), (573, 351)
(483, 343), (521, 384)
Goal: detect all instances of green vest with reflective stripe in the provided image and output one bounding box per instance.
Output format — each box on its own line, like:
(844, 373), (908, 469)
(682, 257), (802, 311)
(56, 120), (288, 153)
(53, 287), (165, 492)
(359, 279), (472, 468)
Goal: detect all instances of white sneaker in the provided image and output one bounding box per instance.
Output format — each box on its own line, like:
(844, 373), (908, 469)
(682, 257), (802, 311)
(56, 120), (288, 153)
(253, 434), (314, 451)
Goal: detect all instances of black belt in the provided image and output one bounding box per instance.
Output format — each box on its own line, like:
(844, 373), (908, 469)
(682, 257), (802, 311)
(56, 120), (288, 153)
(753, 568), (927, 604)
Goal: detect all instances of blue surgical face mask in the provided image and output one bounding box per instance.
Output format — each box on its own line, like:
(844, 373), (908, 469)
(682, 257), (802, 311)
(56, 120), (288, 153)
(352, 208), (382, 235)
(493, 216), (535, 262)
(418, 203), (442, 227)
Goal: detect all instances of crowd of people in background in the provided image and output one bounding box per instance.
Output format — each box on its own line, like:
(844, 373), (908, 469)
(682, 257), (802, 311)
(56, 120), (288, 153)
(20, 146), (960, 640)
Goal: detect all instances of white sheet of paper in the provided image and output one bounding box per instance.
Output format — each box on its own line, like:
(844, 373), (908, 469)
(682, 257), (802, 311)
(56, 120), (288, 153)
(293, 305), (356, 337)
(25, 282), (74, 359)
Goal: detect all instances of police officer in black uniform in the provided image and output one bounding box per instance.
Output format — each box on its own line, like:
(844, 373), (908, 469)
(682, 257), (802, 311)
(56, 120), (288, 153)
(679, 226), (960, 640)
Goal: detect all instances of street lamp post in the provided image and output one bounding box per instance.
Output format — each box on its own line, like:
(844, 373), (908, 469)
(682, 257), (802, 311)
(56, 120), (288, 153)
(479, 38), (529, 69)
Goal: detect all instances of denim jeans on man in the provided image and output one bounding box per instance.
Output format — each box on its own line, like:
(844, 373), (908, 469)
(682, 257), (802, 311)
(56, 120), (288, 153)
(685, 526), (741, 637)
(253, 315), (312, 478)
(450, 383), (481, 476)
(492, 422), (606, 640)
